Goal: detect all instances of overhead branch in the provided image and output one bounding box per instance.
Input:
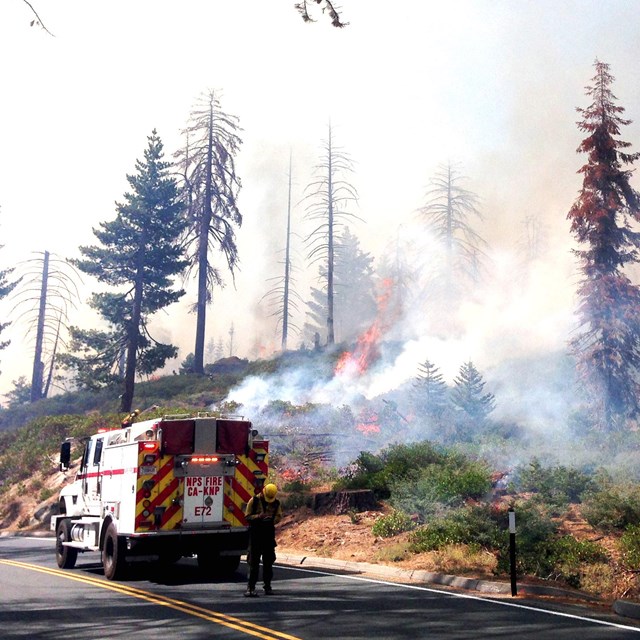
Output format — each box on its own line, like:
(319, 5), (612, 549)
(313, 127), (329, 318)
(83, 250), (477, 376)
(22, 0), (54, 36)
(294, 0), (348, 27)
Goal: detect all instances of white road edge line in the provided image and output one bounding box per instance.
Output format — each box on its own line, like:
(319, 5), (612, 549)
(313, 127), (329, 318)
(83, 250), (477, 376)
(279, 564), (640, 634)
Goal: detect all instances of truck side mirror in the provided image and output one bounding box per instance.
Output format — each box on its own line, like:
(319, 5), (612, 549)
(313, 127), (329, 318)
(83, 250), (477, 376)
(59, 441), (71, 472)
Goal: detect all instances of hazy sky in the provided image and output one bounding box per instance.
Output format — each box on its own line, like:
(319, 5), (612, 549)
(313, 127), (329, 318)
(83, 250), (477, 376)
(2, 0), (640, 400)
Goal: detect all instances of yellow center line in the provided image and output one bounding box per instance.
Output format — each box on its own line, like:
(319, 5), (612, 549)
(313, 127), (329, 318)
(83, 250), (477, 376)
(0, 559), (301, 640)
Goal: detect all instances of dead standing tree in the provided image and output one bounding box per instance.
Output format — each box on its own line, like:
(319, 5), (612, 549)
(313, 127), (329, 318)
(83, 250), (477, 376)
(175, 89), (243, 375)
(262, 153), (303, 350)
(417, 162), (488, 298)
(303, 124), (359, 346)
(11, 251), (81, 401)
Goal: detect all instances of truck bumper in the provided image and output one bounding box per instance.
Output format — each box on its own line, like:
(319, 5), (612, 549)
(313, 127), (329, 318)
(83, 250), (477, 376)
(125, 529), (249, 558)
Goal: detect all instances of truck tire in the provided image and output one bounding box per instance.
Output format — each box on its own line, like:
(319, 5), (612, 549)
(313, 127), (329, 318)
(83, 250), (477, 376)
(102, 523), (127, 580)
(55, 519), (78, 569)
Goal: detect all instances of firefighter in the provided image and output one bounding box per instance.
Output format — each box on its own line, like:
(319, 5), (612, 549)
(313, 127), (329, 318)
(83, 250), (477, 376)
(244, 483), (283, 597)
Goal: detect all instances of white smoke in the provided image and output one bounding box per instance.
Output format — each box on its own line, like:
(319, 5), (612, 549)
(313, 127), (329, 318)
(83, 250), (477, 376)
(228, 234), (579, 425)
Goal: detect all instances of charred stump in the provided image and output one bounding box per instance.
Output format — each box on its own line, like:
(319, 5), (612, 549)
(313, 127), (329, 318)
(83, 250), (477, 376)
(312, 490), (377, 515)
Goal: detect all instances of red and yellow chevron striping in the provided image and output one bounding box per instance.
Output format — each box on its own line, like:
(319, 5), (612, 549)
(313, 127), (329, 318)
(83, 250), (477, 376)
(224, 440), (269, 527)
(135, 443), (183, 532)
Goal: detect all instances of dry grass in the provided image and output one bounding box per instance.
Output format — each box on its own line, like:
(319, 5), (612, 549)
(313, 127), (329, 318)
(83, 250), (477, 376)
(396, 543), (497, 576)
(579, 563), (619, 599)
(373, 542), (411, 563)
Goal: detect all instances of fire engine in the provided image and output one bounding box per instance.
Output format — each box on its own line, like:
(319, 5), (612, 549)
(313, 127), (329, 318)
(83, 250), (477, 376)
(50, 413), (268, 580)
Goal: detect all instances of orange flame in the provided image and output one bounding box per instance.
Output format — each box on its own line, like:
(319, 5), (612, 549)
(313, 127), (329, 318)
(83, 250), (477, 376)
(356, 421), (381, 435)
(355, 409), (381, 434)
(335, 278), (394, 378)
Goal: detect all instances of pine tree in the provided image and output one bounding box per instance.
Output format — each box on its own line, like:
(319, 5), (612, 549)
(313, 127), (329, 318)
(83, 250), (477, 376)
(174, 89), (243, 374)
(72, 130), (187, 411)
(59, 325), (125, 391)
(303, 228), (375, 345)
(413, 359), (448, 418)
(334, 228), (377, 337)
(451, 361), (495, 422)
(567, 60), (640, 430)
(5, 376), (31, 407)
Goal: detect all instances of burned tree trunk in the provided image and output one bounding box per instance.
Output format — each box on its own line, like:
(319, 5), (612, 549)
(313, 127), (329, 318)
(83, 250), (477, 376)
(30, 250), (49, 402)
(312, 489), (377, 515)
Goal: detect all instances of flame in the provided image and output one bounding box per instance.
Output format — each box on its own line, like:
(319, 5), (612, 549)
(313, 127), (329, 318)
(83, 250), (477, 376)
(355, 409), (381, 434)
(335, 278), (394, 378)
(356, 421), (381, 435)
(335, 323), (382, 377)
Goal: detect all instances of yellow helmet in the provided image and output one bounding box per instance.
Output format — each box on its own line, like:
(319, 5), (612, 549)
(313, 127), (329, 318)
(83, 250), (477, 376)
(263, 483), (278, 503)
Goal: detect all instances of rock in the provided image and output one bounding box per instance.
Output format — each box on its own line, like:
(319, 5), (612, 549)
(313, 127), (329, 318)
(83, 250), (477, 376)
(33, 501), (58, 525)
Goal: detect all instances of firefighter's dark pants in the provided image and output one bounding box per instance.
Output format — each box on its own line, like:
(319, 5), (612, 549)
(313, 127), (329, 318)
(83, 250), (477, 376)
(247, 526), (276, 589)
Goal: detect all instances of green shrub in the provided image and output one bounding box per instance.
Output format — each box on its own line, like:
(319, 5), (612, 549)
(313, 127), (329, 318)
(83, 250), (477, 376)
(493, 504), (605, 587)
(539, 536), (609, 588)
(495, 501), (558, 576)
(493, 503), (606, 586)
(372, 510), (416, 538)
(278, 478), (312, 510)
(282, 479), (307, 493)
(550, 535), (608, 565)
(335, 442), (452, 498)
(408, 500), (561, 578)
(456, 504), (504, 549)
(619, 524), (640, 568)
(409, 518), (468, 552)
(582, 481), (640, 531)
(335, 441), (491, 506)
(39, 487), (55, 502)
(409, 504), (503, 553)
(280, 491), (311, 510)
(389, 481), (444, 522)
(390, 462), (492, 522)
(513, 458), (595, 507)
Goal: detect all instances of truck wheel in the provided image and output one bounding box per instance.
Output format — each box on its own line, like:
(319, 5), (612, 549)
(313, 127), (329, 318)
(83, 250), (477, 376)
(102, 523), (127, 580)
(55, 519), (78, 569)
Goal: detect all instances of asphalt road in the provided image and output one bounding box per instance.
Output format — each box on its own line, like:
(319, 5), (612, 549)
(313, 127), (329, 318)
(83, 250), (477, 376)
(2, 536), (640, 639)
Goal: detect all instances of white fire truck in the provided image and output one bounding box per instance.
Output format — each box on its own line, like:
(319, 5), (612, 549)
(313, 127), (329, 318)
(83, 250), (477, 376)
(51, 414), (268, 580)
